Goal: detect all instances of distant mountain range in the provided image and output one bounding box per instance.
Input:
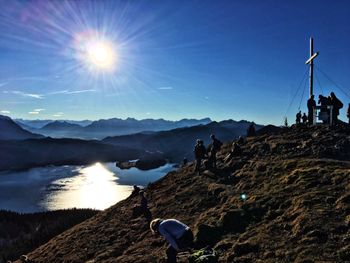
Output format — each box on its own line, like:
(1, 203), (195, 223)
(0, 115), (44, 140)
(103, 120), (263, 162)
(15, 119), (92, 129)
(1, 115), (263, 170)
(16, 117), (213, 139)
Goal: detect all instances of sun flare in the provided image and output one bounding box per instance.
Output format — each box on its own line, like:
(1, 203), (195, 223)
(86, 40), (116, 70)
(74, 32), (118, 73)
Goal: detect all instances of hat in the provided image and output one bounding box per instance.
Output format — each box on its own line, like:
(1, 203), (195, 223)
(150, 218), (163, 233)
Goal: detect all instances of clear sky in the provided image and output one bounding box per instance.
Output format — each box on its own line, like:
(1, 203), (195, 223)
(0, 0), (349, 125)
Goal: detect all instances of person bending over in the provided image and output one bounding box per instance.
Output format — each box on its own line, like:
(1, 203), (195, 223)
(150, 218), (194, 263)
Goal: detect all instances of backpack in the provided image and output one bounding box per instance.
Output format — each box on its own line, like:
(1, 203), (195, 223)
(195, 145), (206, 158)
(188, 247), (219, 263)
(212, 139), (222, 151)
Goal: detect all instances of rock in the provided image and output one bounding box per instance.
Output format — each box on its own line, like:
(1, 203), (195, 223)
(116, 153), (167, 170)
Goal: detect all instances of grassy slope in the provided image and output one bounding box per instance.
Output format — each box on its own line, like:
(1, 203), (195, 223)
(18, 125), (350, 262)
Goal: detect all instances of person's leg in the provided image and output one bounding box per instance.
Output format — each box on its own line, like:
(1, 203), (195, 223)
(182, 229), (194, 248)
(194, 158), (199, 172)
(166, 245), (177, 263)
(308, 111), (313, 125)
(195, 158), (202, 173)
(212, 152), (217, 168)
(144, 208), (152, 223)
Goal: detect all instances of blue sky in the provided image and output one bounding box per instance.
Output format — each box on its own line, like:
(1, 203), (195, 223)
(0, 0), (349, 124)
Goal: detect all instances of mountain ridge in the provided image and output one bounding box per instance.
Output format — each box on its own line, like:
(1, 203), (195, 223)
(19, 117), (213, 139)
(0, 115), (44, 140)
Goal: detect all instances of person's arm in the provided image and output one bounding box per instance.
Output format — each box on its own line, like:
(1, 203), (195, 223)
(158, 226), (179, 251)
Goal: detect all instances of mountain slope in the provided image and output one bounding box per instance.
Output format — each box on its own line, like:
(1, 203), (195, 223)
(0, 138), (147, 171)
(103, 120), (260, 162)
(0, 115), (43, 140)
(40, 121), (83, 131)
(21, 124), (350, 262)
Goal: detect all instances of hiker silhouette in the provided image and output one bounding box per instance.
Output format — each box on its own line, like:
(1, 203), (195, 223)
(296, 111), (302, 124)
(224, 141), (242, 163)
(150, 218), (194, 263)
(329, 92), (343, 124)
(347, 103), (350, 124)
(130, 185), (141, 198)
(302, 113), (308, 124)
(183, 157), (188, 166)
(133, 191), (152, 222)
(193, 139), (207, 174)
(209, 134), (222, 169)
(307, 95), (316, 125)
(318, 94), (330, 124)
(247, 123), (256, 137)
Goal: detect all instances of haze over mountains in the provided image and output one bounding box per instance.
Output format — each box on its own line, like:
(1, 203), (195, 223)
(16, 117), (212, 139)
(0, 114), (261, 171)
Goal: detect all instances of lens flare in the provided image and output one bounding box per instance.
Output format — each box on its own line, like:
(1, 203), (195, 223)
(86, 40), (116, 70)
(74, 31), (118, 73)
(240, 193), (247, 200)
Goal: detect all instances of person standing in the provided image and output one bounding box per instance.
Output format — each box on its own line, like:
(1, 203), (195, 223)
(347, 103), (350, 124)
(150, 218), (194, 263)
(302, 113), (308, 124)
(246, 123), (256, 137)
(209, 134), (222, 169)
(193, 139), (207, 174)
(318, 94), (330, 124)
(296, 111), (302, 125)
(307, 95), (316, 125)
(329, 92), (343, 124)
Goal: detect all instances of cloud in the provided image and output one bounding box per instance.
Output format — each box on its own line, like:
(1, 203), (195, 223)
(49, 89), (97, 95)
(146, 112), (151, 115)
(28, 109), (45, 115)
(10, 90), (44, 99)
(158, 87), (173, 90)
(1, 110), (10, 114)
(0, 82), (8, 87)
(53, 112), (64, 117)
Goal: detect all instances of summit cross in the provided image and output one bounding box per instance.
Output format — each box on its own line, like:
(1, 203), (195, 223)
(305, 37), (319, 98)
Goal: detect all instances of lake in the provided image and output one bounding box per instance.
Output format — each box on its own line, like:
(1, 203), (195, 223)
(0, 162), (175, 213)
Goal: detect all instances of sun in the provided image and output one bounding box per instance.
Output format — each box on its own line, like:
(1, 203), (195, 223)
(74, 32), (118, 73)
(86, 40), (116, 70)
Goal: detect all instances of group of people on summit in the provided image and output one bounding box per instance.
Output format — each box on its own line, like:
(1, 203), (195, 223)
(193, 134), (223, 174)
(303, 91), (348, 125)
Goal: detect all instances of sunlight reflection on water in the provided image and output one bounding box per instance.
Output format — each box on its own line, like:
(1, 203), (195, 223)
(41, 162), (132, 210)
(0, 162), (175, 212)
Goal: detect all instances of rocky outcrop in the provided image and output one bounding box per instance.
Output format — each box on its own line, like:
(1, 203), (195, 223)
(116, 153), (167, 171)
(18, 124), (350, 262)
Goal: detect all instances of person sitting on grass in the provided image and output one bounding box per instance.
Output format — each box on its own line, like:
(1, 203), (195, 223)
(133, 191), (152, 222)
(150, 218), (194, 263)
(130, 185), (141, 197)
